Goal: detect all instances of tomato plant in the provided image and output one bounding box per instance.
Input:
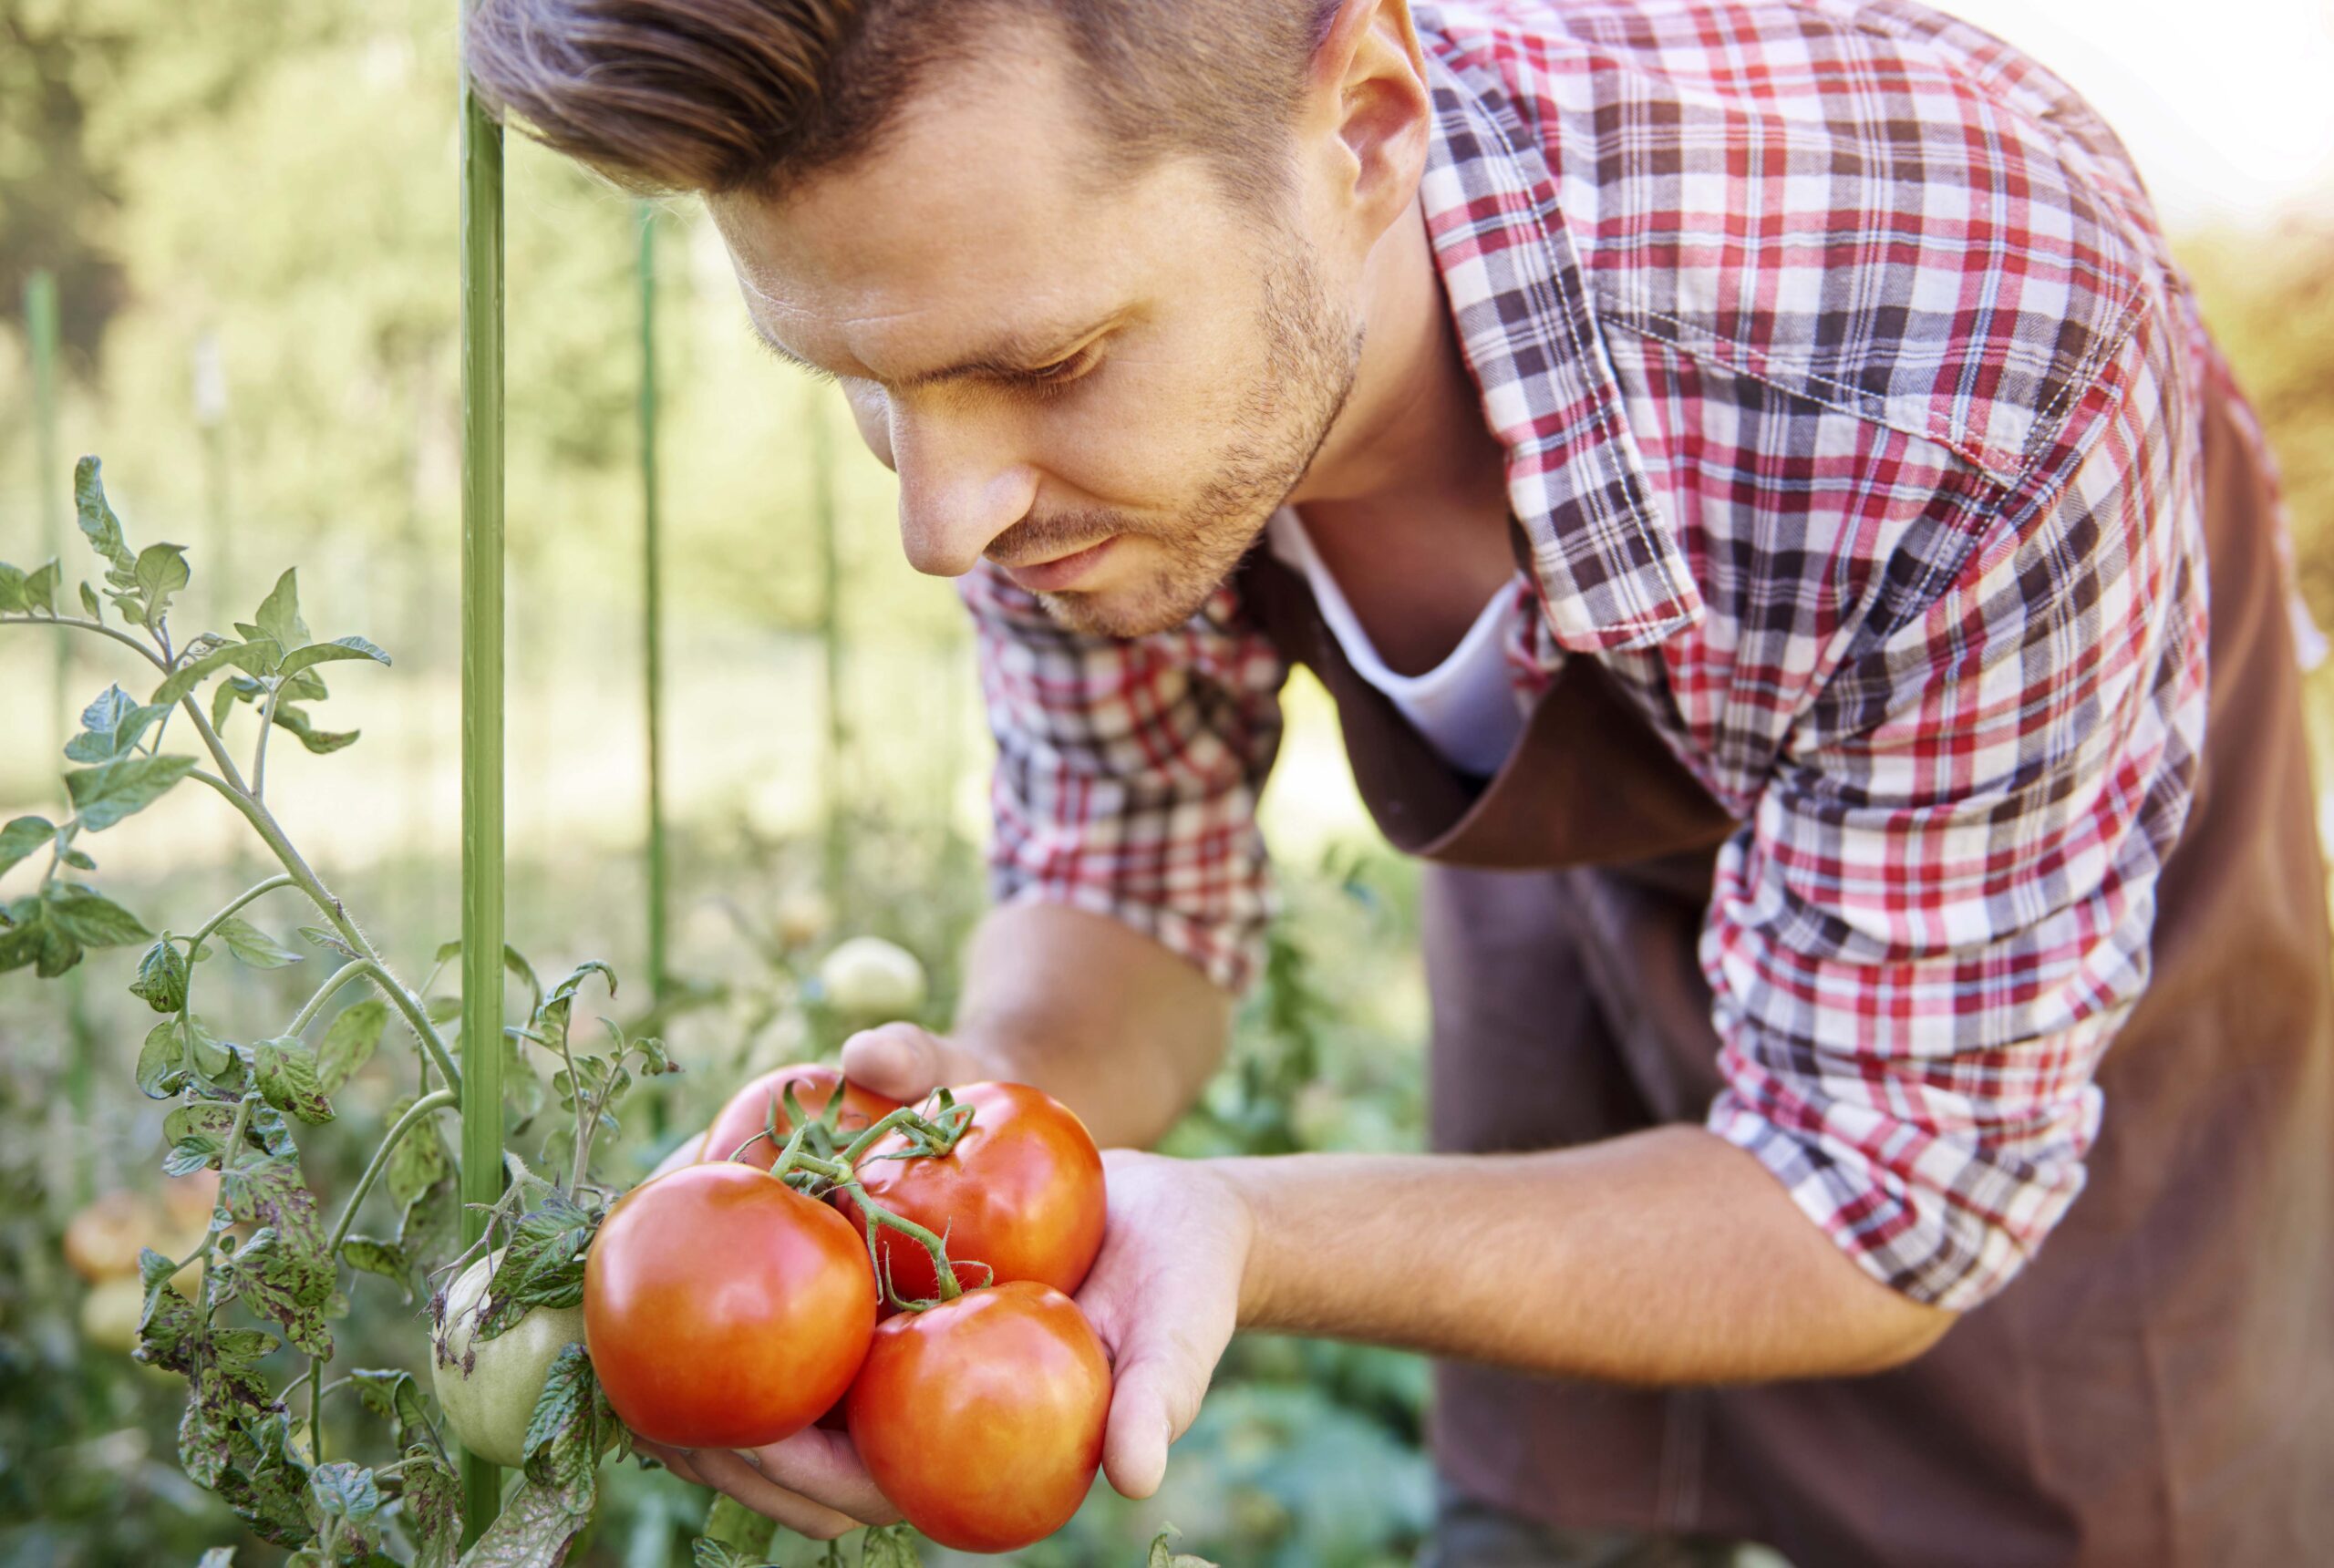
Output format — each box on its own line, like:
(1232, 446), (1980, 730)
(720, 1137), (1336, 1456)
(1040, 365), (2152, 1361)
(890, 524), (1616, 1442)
(847, 1081), (1107, 1303)
(846, 1279), (1111, 1554)
(701, 1062), (902, 1168)
(584, 1161), (876, 1448)
(432, 1250), (587, 1469)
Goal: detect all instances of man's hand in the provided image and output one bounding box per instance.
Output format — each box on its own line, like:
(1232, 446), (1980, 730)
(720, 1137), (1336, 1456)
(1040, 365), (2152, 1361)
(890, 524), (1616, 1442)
(837, 1021), (989, 1106)
(625, 1148), (1256, 1530)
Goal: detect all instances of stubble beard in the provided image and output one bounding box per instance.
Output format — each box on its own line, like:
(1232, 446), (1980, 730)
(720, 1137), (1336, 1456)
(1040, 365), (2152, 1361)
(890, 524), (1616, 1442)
(1028, 245), (1364, 640)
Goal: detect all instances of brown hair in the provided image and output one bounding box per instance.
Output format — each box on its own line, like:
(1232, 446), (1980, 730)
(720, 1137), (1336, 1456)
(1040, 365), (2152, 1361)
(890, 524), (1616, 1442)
(464, 0), (1344, 206)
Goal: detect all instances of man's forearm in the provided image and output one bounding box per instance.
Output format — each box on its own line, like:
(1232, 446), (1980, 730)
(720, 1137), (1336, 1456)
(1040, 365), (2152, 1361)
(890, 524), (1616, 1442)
(946, 901), (1232, 1149)
(1219, 1125), (1955, 1384)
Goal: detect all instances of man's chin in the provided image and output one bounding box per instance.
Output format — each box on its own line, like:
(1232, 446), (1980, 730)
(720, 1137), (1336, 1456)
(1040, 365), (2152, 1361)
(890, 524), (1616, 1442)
(1034, 582), (1216, 641)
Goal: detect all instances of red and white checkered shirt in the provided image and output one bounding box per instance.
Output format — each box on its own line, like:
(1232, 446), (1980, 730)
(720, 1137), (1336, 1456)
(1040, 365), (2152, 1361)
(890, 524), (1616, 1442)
(965, 0), (2226, 1310)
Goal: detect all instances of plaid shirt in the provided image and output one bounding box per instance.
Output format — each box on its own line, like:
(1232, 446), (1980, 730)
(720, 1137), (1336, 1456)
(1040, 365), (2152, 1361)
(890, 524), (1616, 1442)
(965, 0), (2223, 1311)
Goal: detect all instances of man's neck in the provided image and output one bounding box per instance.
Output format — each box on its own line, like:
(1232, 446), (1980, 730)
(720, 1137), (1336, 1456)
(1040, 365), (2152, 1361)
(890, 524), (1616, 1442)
(1287, 195), (1518, 675)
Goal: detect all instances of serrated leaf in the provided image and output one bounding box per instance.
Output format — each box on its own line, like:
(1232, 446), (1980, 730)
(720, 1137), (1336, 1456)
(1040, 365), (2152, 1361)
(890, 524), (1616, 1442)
(137, 1017), (190, 1098)
(133, 543), (190, 629)
(0, 816), (53, 878)
(217, 1212), (335, 1357)
(75, 458), (137, 577)
(253, 1037), (334, 1124)
(453, 1471), (593, 1568)
(478, 1191), (595, 1343)
(316, 999), (386, 1094)
(65, 752), (196, 831)
(184, 1016), (234, 1081)
(129, 937), (191, 1012)
(277, 634), (388, 679)
(254, 568), (309, 653)
(691, 1543), (758, 1568)
(46, 888), (153, 946)
(0, 561), (26, 613)
(216, 915), (303, 969)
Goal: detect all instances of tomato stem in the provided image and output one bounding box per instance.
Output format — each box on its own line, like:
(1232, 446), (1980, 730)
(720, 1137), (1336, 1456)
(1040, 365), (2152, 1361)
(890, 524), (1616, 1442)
(836, 1180), (967, 1306)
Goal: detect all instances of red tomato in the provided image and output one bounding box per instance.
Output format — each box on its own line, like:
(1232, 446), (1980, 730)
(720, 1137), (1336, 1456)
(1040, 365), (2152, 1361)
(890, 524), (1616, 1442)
(846, 1281), (1110, 1553)
(846, 1081), (1105, 1303)
(584, 1163), (874, 1448)
(699, 1064), (902, 1168)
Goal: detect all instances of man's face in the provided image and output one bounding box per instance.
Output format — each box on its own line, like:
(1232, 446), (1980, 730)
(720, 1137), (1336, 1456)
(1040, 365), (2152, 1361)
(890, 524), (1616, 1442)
(709, 26), (1364, 638)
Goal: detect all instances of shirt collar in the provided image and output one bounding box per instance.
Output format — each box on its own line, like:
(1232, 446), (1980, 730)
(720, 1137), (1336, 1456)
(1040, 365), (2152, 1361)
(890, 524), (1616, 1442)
(1416, 17), (1702, 652)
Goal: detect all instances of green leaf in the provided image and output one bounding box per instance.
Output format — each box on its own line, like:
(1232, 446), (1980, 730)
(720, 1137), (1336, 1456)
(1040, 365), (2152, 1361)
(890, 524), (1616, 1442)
(691, 1543), (760, 1568)
(253, 1037), (334, 1124)
(452, 1472), (593, 1568)
(385, 1096), (452, 1206)
(699, 1495), (780, 1556)
(211, 677), (243, 732)
(345, 1368), (434, 1452)
(137, 1017), (190, 1098)
(254, 569), (310, 654)
(183, 1016), (235, 1082)
(46, 888), (153, 947)
(22, 560), (59, 614)
(130, 937), (191, 1012)
(152, 641), (263, 707)
(399, 1447), (463, 1568)
(0, 816), (54, 878)
(1144, 1526), (1219, 1568)
(216, 914), (304, 969)
(67, 685), (171, 762)
(165, 1099), (241, 1160)
(0, 894), (74, 976)
(78, 580), (100, 619)
(860, 1525), (924, 1568)
(0, 561), (25, 613)
(133, 543), (191, 629)
(65, 752), (196, 831)
(316, 999), (386, 1094)
(271, 704), (358, 755)
(478, 1191), (595, 1342)
(310, 1461), (381, 1522)
(197, 1548), (237, 1567)
(341, 1235), (413, 1303)
(301, 925), (358, 960)
(217, 1213), (336, 1357)
(278, 634), (389, 678)
(75, 458), (137, 578)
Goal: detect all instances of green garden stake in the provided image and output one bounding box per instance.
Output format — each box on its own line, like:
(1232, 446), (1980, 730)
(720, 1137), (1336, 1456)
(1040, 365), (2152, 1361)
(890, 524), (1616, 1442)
(638, 201), (669, 1010)
(26, 268), (93, 1208)
(457, 7), (510, 1539)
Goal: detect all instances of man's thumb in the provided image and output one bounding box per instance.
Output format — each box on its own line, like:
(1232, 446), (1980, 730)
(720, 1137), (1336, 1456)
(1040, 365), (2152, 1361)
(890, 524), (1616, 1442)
(839, 1022), (956, 1102)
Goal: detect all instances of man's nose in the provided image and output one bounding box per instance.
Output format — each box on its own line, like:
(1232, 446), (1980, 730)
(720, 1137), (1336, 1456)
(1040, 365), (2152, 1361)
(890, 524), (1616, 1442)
(888, 407), (1040, 579)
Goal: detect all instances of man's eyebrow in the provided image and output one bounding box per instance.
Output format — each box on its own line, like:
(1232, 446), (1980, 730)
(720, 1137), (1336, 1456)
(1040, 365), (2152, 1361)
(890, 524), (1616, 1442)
(745, 315), (1113, 391)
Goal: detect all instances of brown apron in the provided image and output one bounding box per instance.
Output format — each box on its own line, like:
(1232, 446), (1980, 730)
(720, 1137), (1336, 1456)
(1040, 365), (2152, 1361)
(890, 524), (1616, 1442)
(1238, 377), (2334, 1567)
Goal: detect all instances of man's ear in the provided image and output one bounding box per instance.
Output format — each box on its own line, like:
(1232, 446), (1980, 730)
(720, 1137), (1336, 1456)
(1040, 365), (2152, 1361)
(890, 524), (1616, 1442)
(1306, 0), (1433, 241)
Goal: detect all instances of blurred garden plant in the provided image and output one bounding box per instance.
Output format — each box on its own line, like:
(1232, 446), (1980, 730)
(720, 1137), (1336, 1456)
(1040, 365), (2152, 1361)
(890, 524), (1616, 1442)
(0, 459), (681, 1566)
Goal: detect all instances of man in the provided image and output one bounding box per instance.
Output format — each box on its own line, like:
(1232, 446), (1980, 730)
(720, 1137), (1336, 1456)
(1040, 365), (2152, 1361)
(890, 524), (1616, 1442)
(470, 1), (2333, 1563)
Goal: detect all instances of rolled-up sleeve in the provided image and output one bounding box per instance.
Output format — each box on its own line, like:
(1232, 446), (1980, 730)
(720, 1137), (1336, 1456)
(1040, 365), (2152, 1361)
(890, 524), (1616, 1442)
(962, 562), (1289, 995)
(1702, 334), (2211, 1311)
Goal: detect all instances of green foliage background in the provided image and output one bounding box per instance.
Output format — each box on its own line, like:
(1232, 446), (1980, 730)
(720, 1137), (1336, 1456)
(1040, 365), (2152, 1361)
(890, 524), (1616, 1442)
(0, 2), (2328, 1565)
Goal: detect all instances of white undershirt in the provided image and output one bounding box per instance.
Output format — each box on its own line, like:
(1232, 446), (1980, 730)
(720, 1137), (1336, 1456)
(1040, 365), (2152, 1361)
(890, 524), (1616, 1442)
(1266, 507), (1527, 779)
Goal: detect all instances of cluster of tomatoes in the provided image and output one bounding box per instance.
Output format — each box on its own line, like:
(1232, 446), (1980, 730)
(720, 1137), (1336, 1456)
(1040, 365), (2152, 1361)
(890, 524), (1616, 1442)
(583, 1066), (1111, 1554)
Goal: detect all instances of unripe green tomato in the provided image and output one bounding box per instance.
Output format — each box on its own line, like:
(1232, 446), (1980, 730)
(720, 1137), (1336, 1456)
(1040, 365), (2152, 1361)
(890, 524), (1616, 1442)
(820, 936), (927, 1019)
(432, 1251), (586, 1469)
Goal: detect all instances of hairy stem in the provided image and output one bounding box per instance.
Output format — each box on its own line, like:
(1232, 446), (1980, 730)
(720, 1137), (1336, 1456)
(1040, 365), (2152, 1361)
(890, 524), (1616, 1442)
(252, 679), (285, 803)
(285, 959), (368, 1039)
(186, 873), (298, 952)
(327, 1088), (457, 1259)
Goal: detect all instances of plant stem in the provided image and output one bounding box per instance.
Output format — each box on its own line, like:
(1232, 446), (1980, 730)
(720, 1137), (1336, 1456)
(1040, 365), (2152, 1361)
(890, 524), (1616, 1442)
(307, 1356), (324, 1464)
(186, 873), (298, 951)
(0, 612), (170, 671)
(841, 1182), (966, 1305)
(181, 770), (458, 1092)
(327, 1088), (456, 1258)
(286, 959), (368, 1039)
(252, 679), (285, 802)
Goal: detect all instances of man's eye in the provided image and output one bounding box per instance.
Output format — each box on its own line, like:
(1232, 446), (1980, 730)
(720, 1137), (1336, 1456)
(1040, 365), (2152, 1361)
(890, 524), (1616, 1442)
(1018, 350), (1095, 391)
